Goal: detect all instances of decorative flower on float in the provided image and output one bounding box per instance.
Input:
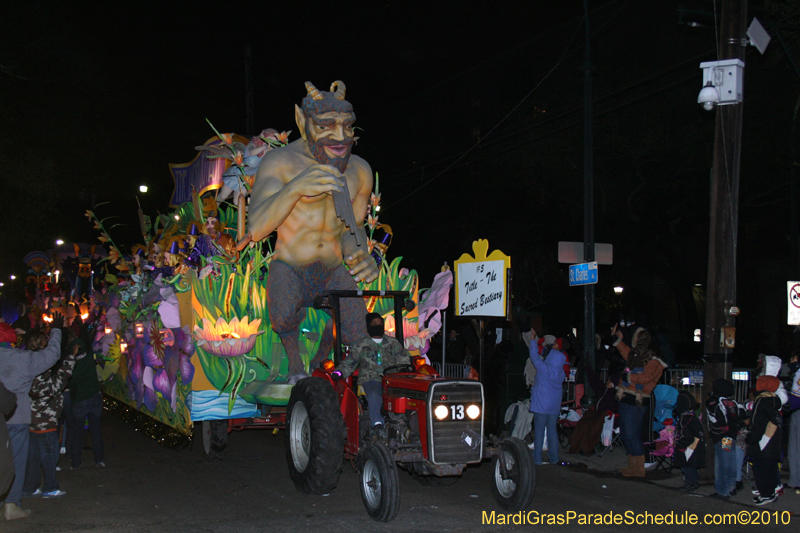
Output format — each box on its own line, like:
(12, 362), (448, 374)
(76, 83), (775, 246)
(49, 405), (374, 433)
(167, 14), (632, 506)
(126, 331), (156, 413)
(193, 316), (264, 357)
(145, 325), (195, 411)
(126, 322), (195, 413)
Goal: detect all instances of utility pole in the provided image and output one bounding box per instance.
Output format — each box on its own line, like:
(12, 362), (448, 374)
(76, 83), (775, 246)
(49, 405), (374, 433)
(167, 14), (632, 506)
(702, 0), (747, 474)
(582, 0), (597, 409)
(245, 45), (255, 134)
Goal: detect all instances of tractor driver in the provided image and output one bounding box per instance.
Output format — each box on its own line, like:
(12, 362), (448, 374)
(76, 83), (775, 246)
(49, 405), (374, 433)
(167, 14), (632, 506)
(245, 81), (379, 384)
(331, 313), (412, 438)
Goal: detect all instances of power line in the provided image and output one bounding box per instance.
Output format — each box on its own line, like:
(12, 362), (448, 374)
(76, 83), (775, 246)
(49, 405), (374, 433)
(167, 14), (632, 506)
(384, 50), (714, 200)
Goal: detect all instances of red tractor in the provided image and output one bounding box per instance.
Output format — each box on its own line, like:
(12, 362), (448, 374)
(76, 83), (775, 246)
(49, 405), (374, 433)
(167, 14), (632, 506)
(285, 290), (535, 522)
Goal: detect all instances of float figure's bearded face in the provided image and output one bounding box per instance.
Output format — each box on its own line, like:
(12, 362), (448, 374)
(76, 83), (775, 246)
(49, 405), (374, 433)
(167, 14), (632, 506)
(299, 81), (356, 173)
(304, 112), (355, 173)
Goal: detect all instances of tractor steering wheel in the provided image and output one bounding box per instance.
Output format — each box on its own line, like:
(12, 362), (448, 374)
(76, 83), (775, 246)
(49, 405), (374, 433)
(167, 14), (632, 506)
(382, 364), (416, 375)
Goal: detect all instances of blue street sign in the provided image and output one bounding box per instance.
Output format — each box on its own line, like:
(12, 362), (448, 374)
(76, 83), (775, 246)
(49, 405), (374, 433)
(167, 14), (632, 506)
(568, 262), (598, 286)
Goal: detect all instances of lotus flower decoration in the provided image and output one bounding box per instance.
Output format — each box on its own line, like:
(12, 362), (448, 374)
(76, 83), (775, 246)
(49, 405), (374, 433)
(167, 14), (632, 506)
(194, 316), (264, 357)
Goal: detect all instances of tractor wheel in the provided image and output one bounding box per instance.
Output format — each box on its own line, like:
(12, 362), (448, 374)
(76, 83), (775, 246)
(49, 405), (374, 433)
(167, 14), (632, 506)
(359, 443), (400, 522)
(201, 420), (228, 460)
(285, 377), (345, 494)
(490, 437), (536, 512)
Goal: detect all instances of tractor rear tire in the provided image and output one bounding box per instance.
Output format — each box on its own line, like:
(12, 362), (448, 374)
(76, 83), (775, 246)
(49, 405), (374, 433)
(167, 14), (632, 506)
(201, 420), (228, 460)
(285, 377), (345, 495)
(490, 437), (536, 512)
(359, 442), (400, 522)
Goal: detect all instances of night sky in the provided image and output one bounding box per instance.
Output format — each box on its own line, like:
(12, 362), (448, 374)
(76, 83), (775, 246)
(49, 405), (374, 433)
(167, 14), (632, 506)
(2, 1), (799, 360)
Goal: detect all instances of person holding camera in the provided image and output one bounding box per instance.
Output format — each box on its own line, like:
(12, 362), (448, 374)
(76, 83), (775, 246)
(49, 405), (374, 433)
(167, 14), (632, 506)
(609, 322), (667, 478)
(0, 311), (65, 520)
(528, 330), (568, 465)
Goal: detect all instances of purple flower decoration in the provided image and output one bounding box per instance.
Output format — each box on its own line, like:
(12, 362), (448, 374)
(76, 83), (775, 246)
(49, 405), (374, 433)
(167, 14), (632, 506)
(126, 322), (195, 413)
(126, 337), (158, 413)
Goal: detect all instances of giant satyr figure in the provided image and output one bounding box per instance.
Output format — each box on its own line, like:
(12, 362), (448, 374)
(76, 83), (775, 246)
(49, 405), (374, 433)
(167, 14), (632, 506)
(245, 81), (379, 383)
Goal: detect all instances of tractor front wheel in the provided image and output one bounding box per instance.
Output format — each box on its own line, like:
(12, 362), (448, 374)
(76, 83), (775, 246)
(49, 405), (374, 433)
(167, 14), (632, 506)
(490, 437), (536, 511)
(359, 443), (400, 522)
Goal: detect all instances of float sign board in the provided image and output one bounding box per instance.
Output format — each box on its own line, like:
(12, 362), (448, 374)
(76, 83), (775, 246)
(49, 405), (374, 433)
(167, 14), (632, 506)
(569, 262), (598, 286)
(455, 260), (507, 317)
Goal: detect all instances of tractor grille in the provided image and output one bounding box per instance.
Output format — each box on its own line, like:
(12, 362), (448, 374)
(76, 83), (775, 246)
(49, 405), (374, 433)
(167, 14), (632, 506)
(428, 381), (484, 465)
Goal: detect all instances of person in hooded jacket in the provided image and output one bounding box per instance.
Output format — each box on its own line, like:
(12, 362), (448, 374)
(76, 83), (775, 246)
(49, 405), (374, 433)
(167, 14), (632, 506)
(673, 391), (705, 493)
(609, 324), (667, 478)
(757, 354), (788, 405)
(528, 331), (567, 465)
(747, 375), (784, 505)
(22, 332), (81, 497)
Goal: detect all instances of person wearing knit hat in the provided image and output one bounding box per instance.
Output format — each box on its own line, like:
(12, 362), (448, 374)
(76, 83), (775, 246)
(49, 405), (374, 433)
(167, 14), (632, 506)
(330, 313), (411, 439)
(528, 328), (568, 465)
(0, 312), (65, 520)
(747, 374), (784, 505)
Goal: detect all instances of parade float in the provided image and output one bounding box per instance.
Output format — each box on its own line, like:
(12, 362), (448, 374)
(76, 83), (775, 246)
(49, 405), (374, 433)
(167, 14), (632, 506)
(27, 86), (452, 452)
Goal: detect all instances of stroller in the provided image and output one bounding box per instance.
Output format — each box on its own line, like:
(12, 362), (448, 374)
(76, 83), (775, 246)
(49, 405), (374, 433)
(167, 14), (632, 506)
(652, 384), (679, 432)
(645, 424), (677, 472)
(645, 384), (680, 473)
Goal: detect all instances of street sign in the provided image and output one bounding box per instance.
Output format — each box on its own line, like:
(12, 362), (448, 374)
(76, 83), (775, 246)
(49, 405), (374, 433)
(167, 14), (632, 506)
(558, 242), (613, 265)
(688, 371), (703, 385)
(788, 281), (800, 325)
(569, 262), (598, 286)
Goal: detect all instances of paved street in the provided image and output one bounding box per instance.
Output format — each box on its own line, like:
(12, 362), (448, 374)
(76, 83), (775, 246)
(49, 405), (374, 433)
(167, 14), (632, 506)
(5, 408), (799, 532)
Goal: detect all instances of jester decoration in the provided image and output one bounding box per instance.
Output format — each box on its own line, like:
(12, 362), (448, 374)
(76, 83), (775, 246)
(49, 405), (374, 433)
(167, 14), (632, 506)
(244, 81), (378, 383)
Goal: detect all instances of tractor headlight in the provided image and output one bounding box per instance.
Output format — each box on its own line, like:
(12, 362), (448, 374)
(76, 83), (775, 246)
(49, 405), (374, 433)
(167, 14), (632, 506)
(434, 405), (449, 420)
(466, 404), (481, 419)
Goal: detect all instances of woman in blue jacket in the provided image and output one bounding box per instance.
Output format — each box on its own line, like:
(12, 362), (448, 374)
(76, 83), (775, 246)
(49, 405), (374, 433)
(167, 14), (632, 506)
(529, 333), (568, 465)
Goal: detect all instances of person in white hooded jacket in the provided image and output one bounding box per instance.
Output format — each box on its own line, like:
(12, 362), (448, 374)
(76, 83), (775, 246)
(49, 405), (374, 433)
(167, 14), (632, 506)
(757, 354), (788, 405)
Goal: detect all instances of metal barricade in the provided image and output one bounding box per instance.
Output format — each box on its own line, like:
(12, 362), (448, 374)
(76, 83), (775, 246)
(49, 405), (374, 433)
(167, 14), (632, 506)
(662, 366), (754, 405)
(573, 367), (754, 406)
(432, 362), (472, 379)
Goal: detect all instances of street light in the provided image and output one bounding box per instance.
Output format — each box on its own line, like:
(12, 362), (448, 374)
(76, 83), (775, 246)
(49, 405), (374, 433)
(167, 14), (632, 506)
(613, 286), (624, 295)
(56, 239), (64, 246)
(140, 185), (148, 193)
(9, 275), (15, 280)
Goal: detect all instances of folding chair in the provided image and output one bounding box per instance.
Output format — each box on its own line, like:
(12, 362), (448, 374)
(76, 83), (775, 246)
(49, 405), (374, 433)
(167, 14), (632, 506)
(741, 456), (756, 490)
(557, 405), (582, 449)
(645, 425), (677, 473)
(597, 413), (624, 457)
